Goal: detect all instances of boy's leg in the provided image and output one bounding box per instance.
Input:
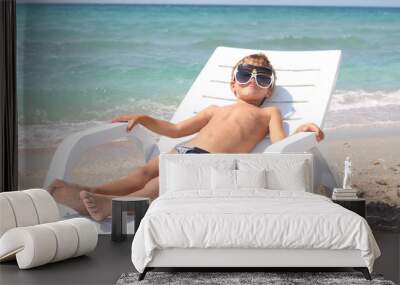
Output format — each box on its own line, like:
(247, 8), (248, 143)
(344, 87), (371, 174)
(94, 146), (178, 195)
(48, 156), (160, 214)
(92, 156), (160, 195)
(49, 148), (177, 214)
(80, 176), (160, 221)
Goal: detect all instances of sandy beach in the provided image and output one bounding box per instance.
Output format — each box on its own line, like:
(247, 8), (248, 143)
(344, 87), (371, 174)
(18, 124), (400, 201)
(18, 139), (147, 190)
(18, 124), (400, 203)
(319, 123), (400, 207)
(18, 123), (400, 231)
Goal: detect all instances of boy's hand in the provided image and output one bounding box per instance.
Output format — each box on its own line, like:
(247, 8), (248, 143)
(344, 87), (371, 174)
(111, 115), (131, 123)
(126, 115), (144, 132)
(295, 123), (325, 142)
(111, 114), (143, 132)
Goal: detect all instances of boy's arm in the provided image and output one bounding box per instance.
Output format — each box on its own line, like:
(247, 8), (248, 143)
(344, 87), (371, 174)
(266, 107), (325, 143)
(266, 107), (286, 144)
(111, 105), (217, 138)
(112, 114), (178, 137)
(294, 123), (324, 142)
(174, 105), (218, 137)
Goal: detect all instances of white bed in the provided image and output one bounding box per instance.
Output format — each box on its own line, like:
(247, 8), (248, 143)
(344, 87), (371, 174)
(131, 153), (380, 280)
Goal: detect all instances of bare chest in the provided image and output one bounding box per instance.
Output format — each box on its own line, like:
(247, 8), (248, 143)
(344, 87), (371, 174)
(208, 106), (269, 135)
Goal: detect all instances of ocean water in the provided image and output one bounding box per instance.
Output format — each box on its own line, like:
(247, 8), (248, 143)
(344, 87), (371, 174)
(16, 4), (400, 148)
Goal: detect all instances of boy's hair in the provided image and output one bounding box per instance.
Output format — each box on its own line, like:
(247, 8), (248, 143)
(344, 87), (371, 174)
(231, 53), (277, 91)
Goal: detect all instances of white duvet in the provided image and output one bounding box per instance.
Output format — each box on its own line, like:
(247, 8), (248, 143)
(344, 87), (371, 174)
(131, 190), (380, 273)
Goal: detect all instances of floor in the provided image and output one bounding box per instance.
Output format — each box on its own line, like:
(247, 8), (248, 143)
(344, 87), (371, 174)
(1, 232), (399, 285)
(0, 235), (134, 285)
(373, 231), (400, 284)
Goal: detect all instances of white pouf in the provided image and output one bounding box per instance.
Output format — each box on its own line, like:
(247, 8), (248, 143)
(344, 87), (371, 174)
(0, 189), (98, 269)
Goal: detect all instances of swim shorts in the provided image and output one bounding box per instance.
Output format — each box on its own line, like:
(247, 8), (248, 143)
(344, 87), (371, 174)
(175, 145), (210, 154)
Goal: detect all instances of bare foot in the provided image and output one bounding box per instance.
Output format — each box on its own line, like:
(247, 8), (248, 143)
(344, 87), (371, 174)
(80, 191), (113, 221)
(48, 179), (90, 215)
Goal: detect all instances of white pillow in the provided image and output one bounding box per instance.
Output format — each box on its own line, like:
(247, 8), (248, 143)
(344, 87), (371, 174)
(166, 160), (236, 192)
(167, 162), (210, 191)
(211, 169), (268, 191)
(211, 168), (236, 190)
(236, 169), (267, 189)
(238, 159), (308, 191)
(267, 161), (307, 191)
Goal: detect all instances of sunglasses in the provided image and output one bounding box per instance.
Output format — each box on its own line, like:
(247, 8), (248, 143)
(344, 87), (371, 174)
(234, 64), (274, 89)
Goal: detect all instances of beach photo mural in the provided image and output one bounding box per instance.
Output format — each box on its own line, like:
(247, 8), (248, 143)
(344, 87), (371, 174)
(17, 2), (399, 233)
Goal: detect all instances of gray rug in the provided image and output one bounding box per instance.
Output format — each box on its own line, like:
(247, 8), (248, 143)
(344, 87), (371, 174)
(116, 271), (396, 285)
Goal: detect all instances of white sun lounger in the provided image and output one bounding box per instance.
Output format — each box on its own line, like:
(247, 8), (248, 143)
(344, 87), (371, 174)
(43, 46), (342, 224)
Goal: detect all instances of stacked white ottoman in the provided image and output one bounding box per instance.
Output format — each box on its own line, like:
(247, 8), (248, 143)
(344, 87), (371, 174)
(0, 189), (98, 269)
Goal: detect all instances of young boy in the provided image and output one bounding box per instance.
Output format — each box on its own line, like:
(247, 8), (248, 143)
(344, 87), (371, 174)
(49, 53), (324, 221)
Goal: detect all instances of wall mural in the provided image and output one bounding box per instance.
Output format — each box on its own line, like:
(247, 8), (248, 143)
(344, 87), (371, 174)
(17, 4), (399, 234)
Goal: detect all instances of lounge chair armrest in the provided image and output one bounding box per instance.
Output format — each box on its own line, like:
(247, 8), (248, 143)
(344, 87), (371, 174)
(43, 123), (158, 188)
(264, 132), (317, 153)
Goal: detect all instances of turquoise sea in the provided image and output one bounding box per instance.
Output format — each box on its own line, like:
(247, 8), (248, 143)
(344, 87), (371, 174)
(16, 4), (400, 148)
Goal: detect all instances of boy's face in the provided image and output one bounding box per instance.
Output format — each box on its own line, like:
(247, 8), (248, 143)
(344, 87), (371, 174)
(230, 59), (273, 106)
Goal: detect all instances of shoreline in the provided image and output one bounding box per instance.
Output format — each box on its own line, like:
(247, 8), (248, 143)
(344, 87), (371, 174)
(323, 121), (400, 140)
